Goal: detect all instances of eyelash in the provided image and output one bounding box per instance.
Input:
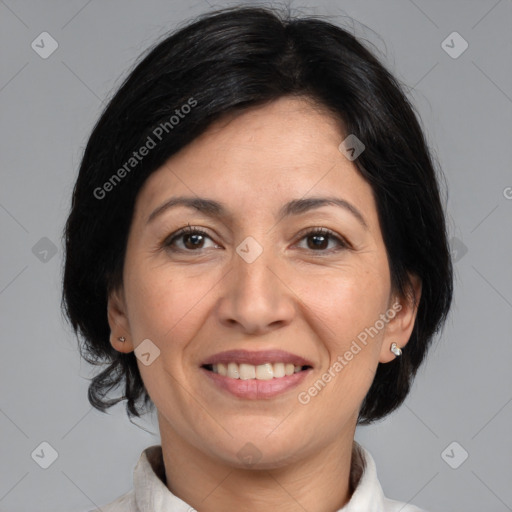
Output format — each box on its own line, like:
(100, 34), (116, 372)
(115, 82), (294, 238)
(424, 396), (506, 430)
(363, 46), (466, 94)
(163, 224), (351, 254)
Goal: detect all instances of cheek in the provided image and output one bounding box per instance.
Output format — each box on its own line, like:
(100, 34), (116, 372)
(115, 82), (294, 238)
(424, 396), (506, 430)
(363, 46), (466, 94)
(299, 265), (390, 342)
(124, 266), (218, 406)
(125, 262), (217, 349)
(295, 264), (389, 403)
(332, 279), (389, 387)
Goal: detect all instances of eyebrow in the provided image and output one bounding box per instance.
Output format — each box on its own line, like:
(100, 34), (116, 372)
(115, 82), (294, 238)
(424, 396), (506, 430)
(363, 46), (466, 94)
(146, 195), (369, 230)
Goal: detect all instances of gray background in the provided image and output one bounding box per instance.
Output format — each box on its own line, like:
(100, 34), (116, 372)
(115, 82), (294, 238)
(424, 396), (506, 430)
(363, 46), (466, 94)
(1, 0), (511, 511)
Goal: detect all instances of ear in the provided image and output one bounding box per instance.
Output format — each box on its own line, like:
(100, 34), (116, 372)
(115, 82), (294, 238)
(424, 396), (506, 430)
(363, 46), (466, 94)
(379, 273), (422, 363)
(107, 284), (134, 353)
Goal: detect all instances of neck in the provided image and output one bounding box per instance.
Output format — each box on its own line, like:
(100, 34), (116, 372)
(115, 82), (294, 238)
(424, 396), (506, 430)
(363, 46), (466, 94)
(157, 420), (362, 512)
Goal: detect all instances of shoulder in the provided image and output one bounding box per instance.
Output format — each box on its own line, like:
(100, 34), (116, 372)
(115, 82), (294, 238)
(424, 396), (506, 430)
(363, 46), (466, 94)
(353, 443), (430, 512)
(90, 489), (137, 511)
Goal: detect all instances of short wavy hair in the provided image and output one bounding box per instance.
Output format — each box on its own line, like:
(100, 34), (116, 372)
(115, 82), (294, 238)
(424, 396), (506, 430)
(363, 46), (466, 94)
(61, 6), (453, 425)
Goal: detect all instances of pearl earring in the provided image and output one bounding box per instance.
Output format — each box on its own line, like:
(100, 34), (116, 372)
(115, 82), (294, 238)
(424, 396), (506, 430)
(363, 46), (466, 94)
(390, 342), (402, 357)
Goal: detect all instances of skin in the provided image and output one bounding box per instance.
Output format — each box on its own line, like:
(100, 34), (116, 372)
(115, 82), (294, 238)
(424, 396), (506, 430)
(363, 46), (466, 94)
(107, 96), (421, 512)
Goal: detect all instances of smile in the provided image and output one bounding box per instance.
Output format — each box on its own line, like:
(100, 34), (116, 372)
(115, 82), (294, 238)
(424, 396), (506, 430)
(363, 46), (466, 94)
(200, 349), (314, 399)
(203, 362), (311, 380)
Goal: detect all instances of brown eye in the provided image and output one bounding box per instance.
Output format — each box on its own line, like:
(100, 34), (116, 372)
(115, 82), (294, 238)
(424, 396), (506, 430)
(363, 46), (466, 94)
(297, 228), (349, 253)
(164, 226), (218, 252)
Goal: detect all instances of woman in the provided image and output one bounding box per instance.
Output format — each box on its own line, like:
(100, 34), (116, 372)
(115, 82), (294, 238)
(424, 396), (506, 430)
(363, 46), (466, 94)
(62, 6), (453, 511)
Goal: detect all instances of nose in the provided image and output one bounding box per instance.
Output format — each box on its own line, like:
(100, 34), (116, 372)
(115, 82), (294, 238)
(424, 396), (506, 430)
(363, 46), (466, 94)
(215, 244), (295, 335)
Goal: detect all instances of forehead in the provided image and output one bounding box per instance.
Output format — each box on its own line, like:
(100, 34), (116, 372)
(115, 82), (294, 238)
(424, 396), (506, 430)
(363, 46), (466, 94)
(133, 96), (377, 228)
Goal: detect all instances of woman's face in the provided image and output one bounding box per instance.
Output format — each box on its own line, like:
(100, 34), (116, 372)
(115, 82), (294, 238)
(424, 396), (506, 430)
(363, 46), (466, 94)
(108, 96), (419, 468)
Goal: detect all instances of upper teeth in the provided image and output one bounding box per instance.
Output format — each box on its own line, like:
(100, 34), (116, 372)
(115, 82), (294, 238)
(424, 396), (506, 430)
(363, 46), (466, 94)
(211, 362), (304, 380)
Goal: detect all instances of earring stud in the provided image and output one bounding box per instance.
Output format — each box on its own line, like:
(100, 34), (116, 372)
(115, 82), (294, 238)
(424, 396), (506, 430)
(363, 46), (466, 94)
(390, 342), (402, 357)
(118, 336), (126, 342)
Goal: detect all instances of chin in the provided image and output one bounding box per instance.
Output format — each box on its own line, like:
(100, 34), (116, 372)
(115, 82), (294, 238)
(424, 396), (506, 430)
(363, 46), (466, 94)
(205, 430), (308, 470)
(218, 445), (303, 471)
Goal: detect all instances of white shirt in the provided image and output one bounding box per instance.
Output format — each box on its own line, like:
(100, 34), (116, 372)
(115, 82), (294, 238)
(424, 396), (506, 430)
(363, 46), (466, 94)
(95, 443), (427, 512)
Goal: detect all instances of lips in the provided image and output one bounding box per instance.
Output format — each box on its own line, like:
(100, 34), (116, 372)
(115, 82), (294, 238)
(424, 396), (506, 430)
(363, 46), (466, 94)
(200, 350), (313, 398)
(201, 349), (313, 368)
